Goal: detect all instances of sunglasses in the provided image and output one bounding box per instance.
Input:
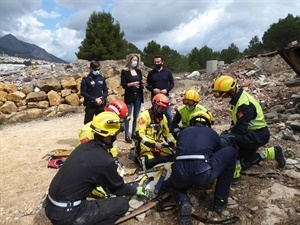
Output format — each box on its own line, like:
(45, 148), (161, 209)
(183, 99), (196, 106)
(212, 90), (227, 98)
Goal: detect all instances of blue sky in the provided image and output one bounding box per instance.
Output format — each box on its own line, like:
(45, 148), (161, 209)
(0, 0), (299, 62)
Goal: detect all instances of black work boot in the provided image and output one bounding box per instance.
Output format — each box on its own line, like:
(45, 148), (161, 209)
(214, 197), (228, 214)
(274, 145), (286, 169)
(178, 202), (192, 225)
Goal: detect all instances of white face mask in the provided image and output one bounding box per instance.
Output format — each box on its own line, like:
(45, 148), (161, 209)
(186, 105), (195, 111)
(131, 61), (138, 68)
(222, 97), (231, 103)
(92, 70), (100, 76)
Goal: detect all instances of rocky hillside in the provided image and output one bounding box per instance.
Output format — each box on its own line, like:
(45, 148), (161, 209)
(0, 34), (67, 63)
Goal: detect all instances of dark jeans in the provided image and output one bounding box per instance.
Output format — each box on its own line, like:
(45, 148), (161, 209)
(170, 146), (237, 204)
(220, 128), (270, 169)
(44, 196), (129, 225)
(84, 105), (104, 124)
(125, 95), (141, 137)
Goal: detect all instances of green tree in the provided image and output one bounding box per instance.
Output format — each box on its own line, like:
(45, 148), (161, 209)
(198, 46), (216, 69)
(76, 11), (127, 60)
(123, 41), (142, 56)
(187, 47), (200, 71)
(160, 45), (185, 72)
(142, 40), (161, 67)
(243, 36), (264, 56)
(219, 43), (241, 64)
(262, 14), (300, 51)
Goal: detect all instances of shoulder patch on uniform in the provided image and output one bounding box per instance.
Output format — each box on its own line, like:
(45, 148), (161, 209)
(237, 111), (244, 118)
(138, 117), (145, 125)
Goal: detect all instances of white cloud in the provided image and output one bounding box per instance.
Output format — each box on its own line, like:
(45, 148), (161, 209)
(33, 9), (60, 19)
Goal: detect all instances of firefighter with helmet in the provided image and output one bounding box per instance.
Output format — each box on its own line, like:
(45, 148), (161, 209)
(171, 89), (214, 139)
(78, 99), (130, 157)
(212, 75), (286, 181)
(44, 111), (152, 225)
(135, 93), (176, 169)
(169, 110), (237, 224)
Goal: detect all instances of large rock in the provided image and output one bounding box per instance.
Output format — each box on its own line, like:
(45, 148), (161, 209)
(65, 93), (80, 106)
(26, 91), (48, 102)
(0, 90), (7, 101)
(0, 101), (18, 114)
(4, 83), (17, 93)
(47, 90), (61, 106)
(61, 77), (77, 89)
(38, 77), (61, 92)
(6, 91), (26, 102)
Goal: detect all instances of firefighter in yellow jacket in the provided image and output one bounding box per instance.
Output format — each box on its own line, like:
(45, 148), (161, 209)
(171, 89), (214, 139)
(212, 75), (286, 180)
(77, 100), (130, 198)
(78, 100), (129, 157)
(135, 93), (176, 169)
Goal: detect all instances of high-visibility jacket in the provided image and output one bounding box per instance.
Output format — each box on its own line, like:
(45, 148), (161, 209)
(136, 109), (176, 155)
(177, 104), (209, 128)
(230, 89), (267, 131)
(78, 122), (118, 157)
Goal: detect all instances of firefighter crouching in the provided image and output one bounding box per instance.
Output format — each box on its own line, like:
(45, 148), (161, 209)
(135, 93), (176, 170)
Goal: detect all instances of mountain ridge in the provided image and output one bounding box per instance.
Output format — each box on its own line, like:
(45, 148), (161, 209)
(0, 34), (68, 64)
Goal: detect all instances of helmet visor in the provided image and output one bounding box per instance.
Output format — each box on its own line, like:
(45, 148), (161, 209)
(183, 99), (196, 106)
(212, 90), (227, 98)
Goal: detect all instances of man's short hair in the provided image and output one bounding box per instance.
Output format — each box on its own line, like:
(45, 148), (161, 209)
(90, 61), (100, 69)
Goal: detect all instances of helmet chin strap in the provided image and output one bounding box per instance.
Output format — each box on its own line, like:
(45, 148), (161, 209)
(227, 87), (237, 99)
(151, 106), (163, 118)
(94, 133), (114, 150)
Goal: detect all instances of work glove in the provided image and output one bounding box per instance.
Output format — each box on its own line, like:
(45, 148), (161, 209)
(136, 186), (153, 199)
(220, 129), (231, 135)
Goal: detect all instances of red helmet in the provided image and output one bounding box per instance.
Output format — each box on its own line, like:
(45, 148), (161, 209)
(152, 94), (169, 108)
(105, 100), (129, 120)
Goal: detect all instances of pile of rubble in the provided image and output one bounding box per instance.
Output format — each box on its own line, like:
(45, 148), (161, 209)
(170, 54), (300, 143)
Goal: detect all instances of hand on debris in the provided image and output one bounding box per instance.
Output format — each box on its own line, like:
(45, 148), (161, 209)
(221, 130), (230, 135)
(136, 186), (152, 199)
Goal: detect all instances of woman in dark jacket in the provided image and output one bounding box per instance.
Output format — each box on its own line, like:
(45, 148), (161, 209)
(121, 54), (145, 143)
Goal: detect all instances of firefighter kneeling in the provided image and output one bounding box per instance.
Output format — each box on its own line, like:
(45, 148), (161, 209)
(135, 93), (176, 170)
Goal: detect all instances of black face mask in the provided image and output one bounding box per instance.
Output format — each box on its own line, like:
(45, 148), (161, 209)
(155, 64), (162, 70)
(152, 106), (166, 118)
(103, 135), (116, 149)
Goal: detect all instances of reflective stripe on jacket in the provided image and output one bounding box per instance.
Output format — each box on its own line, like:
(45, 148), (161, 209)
(231, 90), (267, 130)
(136, 109), (176, 154)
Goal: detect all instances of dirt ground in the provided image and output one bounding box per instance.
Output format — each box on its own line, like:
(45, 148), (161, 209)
(1, 79), (300, 225)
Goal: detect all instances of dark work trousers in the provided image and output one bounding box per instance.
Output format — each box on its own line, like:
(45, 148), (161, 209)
(44, 196), (129, 225)
(84, 105), (104, 124)
(170, 146), (237, 204)
(221, 128), (270, 169)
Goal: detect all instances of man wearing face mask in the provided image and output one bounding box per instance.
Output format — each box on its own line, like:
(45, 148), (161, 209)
(146, 56), (174, 129)
(80, 60), (108, 124)
(44, 111), (152, 225)
(135, 93), (176, 169)
(171, 89), (214, 139)
(212, 75), (286, 181)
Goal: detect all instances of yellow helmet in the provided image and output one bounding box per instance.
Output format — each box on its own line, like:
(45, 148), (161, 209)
(189, 111), (212, 127)
(212, 75), (237, 98)
(183, 89), (200, 106)
(90, 111), (123, 137)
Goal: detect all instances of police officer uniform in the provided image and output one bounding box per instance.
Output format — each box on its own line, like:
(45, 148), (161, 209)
(81, 72), (108, 124)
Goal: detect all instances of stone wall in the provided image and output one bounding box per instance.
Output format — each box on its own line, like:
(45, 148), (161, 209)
(0, 59), (152, 124)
